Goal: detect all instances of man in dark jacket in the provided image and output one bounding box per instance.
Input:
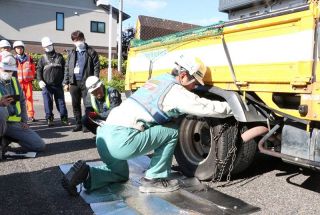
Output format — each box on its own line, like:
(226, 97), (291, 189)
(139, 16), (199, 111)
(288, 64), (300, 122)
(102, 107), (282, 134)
(37, 37), (70, 127)
(64, 30), (100, 132)
(82, 76), (121, 134)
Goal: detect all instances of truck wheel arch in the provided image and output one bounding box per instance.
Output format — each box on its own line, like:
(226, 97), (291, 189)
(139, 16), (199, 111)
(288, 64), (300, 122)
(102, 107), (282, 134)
(195, 86), (267, 123)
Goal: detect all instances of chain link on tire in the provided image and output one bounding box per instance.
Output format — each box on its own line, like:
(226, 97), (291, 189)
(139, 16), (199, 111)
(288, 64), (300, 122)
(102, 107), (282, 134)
(186, 116), (239, 186)
(211, 120), (238, 187)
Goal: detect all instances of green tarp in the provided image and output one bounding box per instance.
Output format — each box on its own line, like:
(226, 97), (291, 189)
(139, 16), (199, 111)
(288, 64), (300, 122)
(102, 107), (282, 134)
(131, 21), (224, 49)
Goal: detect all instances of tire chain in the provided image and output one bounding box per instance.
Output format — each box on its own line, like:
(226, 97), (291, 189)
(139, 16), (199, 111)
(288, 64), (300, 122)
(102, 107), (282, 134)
(186, 116), (239, 186)
(211, 120), (238, 186)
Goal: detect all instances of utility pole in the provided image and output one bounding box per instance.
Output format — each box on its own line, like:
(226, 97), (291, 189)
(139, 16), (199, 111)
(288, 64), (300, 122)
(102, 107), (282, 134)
(117, 0), (123, 73)
(108, 5), (113, 81)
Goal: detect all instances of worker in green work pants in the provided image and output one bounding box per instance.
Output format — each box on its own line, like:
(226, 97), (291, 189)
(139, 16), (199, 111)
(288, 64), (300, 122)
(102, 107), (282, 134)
(62, 54), (233, 195)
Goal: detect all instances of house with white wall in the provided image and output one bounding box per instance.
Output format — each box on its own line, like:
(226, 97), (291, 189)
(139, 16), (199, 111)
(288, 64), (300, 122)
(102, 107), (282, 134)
(0, 0), (129, 55)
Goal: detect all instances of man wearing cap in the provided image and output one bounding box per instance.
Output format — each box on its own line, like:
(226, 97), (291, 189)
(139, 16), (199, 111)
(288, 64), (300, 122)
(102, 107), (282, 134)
(62, 54), (232, 196)
(0, 51), (45, 153)
(13, 41), (36, 122)
(82, 76), (122, 134)
(37, 37), (70, 127)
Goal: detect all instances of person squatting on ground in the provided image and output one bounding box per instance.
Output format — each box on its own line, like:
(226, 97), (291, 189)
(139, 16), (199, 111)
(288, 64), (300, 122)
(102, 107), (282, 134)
(62, 54), (232, 196)
(82, 76), (122, 134)
(37, 37), (70, 127)
(64, 30), (100, 133)
(0, 51), (45, 152)
(13, 41), (36, 122)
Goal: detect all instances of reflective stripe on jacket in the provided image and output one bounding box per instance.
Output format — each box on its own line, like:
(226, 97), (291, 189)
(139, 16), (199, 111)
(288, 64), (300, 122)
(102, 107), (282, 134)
(130, 74), (178, 124)
(16, 55), (35, 82)
(90, 87), (110, 114)
(0, 77), (21, 122)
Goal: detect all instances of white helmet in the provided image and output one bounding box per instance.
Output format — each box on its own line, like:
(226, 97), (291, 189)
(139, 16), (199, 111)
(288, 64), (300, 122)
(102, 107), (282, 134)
(41, 36), (53, 47)
(0, 51), (17, 71)
(13, 40), (25, 48)
(86, 76), (102, 93)
(0, 40), (11, 48)
(175, 54), (207, 85)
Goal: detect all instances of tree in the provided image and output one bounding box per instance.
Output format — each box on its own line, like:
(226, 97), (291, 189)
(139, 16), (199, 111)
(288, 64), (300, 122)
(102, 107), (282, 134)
(122, 27), (135, 60)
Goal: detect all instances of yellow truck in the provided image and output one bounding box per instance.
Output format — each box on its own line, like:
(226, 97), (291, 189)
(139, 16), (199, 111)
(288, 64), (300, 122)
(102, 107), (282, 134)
(125, 0), (320, 181)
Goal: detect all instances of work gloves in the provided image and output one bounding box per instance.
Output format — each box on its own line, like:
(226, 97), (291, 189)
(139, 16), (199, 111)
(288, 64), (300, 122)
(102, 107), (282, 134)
(39, 80), (46, 89)
(88, 112), (98, 119)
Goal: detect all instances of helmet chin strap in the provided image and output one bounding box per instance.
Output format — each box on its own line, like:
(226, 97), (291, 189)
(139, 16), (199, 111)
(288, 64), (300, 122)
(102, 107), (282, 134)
(184, 79), (196, 85)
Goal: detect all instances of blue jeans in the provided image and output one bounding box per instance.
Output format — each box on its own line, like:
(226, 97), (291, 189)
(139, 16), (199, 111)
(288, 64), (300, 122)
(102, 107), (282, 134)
(42, 85), (68, 120)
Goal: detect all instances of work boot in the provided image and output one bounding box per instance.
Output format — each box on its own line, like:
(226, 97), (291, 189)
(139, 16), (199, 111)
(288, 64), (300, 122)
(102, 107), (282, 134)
(72, 124), (82, 132)
(61, 117), (71, 126)
(139, 178), (180, 193)
(47, 116), (54, 127)
(61, 160), (89, 196)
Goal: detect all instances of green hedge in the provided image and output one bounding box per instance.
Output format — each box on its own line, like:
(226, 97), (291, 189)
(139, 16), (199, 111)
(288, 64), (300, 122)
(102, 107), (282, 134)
(32, 80), (41, 91)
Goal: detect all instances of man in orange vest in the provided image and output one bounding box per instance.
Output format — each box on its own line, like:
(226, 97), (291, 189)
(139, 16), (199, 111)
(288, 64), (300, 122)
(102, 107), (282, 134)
(13, 41), (36, 122)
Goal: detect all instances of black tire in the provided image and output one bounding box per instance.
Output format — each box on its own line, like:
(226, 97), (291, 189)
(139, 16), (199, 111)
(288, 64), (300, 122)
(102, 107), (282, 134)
(174, 116), (257, 181)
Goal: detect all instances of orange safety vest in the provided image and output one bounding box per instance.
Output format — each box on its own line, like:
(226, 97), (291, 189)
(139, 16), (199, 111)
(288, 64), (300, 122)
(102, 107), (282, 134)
(16, 55), (35, 82)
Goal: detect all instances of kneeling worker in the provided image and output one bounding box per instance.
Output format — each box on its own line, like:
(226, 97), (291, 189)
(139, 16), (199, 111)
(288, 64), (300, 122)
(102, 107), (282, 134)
(82, 76), (122, 134)
(0, 51), (45, 153)
(62, 54), (232, 196)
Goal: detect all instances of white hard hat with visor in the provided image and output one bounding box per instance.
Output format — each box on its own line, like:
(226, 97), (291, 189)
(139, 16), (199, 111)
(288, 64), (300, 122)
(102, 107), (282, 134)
(86, 76), (102, 93)
(175, 54), (206, 85)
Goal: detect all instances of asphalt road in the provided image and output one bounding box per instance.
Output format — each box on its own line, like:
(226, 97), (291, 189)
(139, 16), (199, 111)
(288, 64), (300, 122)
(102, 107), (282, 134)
(0, 92), (96, 215)
(1, 91), (320, 215)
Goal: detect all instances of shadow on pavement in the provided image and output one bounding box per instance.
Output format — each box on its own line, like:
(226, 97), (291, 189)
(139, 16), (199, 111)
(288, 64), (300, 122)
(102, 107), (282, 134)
(213, 153), (320, 194)
(231, 153), (283, 180)
(38, 138), (96, 157)
(195, 153), (283, 188)
(0, 166), (93, 215)
(284, 168), (320, 193)
(28, 119), (74, 139)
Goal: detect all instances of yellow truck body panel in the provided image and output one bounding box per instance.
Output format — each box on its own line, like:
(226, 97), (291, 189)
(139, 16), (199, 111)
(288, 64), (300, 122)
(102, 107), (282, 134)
(125, 2), (320, 122)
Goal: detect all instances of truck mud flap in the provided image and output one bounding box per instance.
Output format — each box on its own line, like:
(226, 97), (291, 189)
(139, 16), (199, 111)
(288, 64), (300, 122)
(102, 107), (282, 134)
(60, 156), (259, 214)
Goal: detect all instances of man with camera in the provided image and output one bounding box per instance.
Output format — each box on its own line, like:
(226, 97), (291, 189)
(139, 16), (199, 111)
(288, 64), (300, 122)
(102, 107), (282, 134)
(0, 51), (45, 156)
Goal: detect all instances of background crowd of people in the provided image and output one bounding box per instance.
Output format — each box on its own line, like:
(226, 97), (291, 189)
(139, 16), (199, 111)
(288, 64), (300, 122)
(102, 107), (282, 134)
(0, 30), (122, 155)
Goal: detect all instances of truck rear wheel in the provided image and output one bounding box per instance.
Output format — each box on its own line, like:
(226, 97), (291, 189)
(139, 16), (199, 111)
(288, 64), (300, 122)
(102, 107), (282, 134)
(174, 116), (257, 181)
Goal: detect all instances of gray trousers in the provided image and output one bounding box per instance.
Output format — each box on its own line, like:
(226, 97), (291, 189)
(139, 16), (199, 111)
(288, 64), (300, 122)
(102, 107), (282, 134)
(0, 107), (45, 152)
